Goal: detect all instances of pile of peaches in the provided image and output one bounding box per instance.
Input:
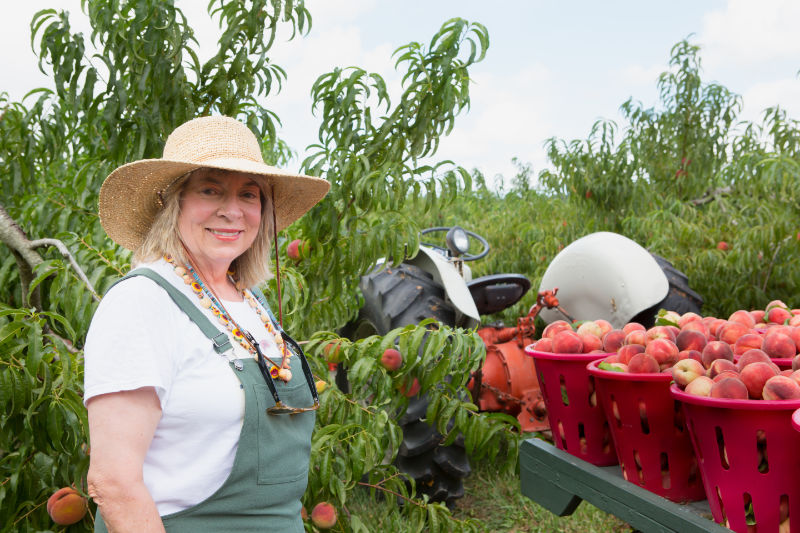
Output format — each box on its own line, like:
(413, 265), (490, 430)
(530, 300), (800, 401)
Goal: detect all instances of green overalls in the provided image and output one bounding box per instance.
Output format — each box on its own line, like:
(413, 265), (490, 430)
(94, 269), (315, 532)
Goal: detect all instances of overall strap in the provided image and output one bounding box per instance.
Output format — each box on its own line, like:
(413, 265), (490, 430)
(110, 268), (233, 355)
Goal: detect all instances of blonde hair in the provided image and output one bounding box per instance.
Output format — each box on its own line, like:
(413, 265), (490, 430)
(133, 169), (274, 289)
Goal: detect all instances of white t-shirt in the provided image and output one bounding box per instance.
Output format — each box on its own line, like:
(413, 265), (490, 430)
(83, 259), (283, 515)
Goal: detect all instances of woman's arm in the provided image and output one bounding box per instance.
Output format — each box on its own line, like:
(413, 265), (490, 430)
(87, 387), (166, 533)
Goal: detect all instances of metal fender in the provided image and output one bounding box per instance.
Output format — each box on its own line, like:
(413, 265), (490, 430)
(538, 232), (668, 328)
(407, 247), (481, 329)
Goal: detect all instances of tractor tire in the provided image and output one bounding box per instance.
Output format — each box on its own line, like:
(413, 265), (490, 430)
(630, 254), (704, 327)
(343, 263), (470, 507)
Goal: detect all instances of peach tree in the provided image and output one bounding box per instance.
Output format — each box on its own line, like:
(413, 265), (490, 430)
(0, 2), (517, 531)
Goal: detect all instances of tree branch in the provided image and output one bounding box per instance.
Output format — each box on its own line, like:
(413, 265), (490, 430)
(29, 238), (100, 301)
(690, 186), (732, 206)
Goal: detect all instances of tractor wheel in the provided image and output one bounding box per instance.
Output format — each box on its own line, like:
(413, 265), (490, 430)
(342, 263), (471, 507)
(630, 254), (704, 327)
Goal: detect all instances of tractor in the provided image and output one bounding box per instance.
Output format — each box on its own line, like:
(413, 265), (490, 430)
(341, 228), (703, 505)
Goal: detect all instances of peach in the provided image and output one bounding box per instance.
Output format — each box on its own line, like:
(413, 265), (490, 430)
(594, 319), (614, 337)
(707, 358), (738, 379)
(602, 329), (627, 353)
(287, 238), (307, 261)
(751, 309), (766, 324)
(673, 358), (706, 389)
(782, 369), (794, 377)
(623, 322), (646, 335)
(399, 377), (421, 397)
(603, 354), (620, 363)
(790, 315), (800, 327)
(710, 376), (749, 399)
(762, 375), (800, 401)
(552, 330), (584, 354)
(676, 329), (707, 352)
(681, 319), (710, 338)
(617, 344), (646, 365)
(624, 329), (647, 346)
(533, 337), (553, 352)
(311, 502), (338, 529)
(717, 321), (750, 345)
(661, 310), (681, 325)
(542, 320), (573, 339)
(701, 341), (734, 369)
(606, 362), (629, 372)
(736, 349), (775, 371)
(685, 376), (714, 397)
(678, 312), (703, 328)
(380, 348), (403, 371)
(763, 332), (797, 358)
(768, 306), (792, 325)
(47, 487), (87, 526)
(646, 326), (676, 343)
(576, 321), (603, 338)
(645, 338), (679, 369)
(740, 362), (779, 399)
(790, 370), (800, 387)
(766, 299), (788, 312)
(707, 318), (727, 337)
(680, 349), (703, 364)
(712, 370), (741, 383)
(323, 340), (344, 364)
(733, 333), (763, 356)
(627, 353), (660, 374)
(581, 333), (603, 353)
(789, 328), (800, 352)
(793, 353), (800, 372)
(729, 310), (756, 329)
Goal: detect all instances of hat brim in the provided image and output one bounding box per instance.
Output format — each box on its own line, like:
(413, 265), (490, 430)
(99, 157), (330, 251)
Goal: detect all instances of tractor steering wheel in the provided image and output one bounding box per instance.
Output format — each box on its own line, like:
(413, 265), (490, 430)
(420, 226), (490, 261)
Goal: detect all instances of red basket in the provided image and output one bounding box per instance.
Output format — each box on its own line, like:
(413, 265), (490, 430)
(587, 361), (705, 503)
(524, 347), (617, 466)
(672, 385), (800, 532)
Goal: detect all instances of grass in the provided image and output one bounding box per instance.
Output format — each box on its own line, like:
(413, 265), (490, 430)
(452, 457), (633, 533)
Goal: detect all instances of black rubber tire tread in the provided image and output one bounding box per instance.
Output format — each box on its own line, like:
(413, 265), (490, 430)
(354, 263), (470, 505)
(631, 254), (704, 326)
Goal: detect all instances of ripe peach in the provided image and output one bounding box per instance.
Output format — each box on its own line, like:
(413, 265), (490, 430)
(594, 319), (614, 337)
(624, 329), (647, 346)
(729, 310), (756, 329)
(707, 359), (738, 379)
(710, 376), (749, 399)
(580, 333), (603, 353)
(646, 326), (676, 344)
(751, 310), (766, 324)
(577, 321), (603, 338)
(602, 329), (626, 353)
(627, 353), (660, 374)
(673, 358), (706, 389)
(399, 378), (421, 397)
(717, 241), (729, 251)
(768, 306), (792, 325)
(606, 362), (629, 372)
(323, 340), (343, 364)
(781, 369), (794, 377)
(645, 338), (679, 369)
(685, 376), (714, 397)
(380, 348), (403, 371)
(623, 322), (646, 335)
(790, 370), (800, 387)
(542, 320), (573, 339)
(740, 362), (779, 399)
(766, 300), (788, 312)
(733, 333), (763, 356)
(676, 329), (707, 352)
(533, 337), (553, 352)
(681, 319), (710, 338)
(717, 321), (750, 345)
(763, 332), (797, 358)
(788, 328), (800, 352)
(661, 310), (681, 325)
(762, 375), (800, 401)
(287, 239), (309, 260)
(790, 315), (800, 327)
(701, 341), (734, 369)
(736, 349), (775, 371)
(47, 487), (87, 526)
(311, 502), (338, 529)
(712, 370), (740, 383)
(793, 353), (800, 372)
(552, 330), (583, 354)
(617, 344), (645, 365)
(707, 318), (727, 337)
(680, 349), (703, 364)
(678, 312), (703, 328)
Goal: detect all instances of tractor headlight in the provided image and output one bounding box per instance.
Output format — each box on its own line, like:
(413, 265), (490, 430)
(446, 226), (470, 256)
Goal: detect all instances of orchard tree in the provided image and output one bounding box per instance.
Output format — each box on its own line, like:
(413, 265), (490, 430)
(0, 2), (518, 532)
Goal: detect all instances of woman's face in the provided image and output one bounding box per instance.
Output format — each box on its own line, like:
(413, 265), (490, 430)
(178, 169), (263, 274)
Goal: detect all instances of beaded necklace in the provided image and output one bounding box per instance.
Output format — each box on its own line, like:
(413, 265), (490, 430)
(165, 255), (292, 381)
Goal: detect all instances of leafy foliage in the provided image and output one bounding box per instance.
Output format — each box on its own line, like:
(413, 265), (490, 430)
(0, 2), (515, 532)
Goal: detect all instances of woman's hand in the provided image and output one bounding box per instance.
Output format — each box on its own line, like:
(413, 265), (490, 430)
(86, 387), (165, 533)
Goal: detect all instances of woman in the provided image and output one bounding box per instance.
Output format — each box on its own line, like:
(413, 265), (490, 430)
(83, 116), (330, 532)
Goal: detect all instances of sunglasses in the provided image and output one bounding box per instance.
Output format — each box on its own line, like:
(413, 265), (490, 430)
(247, 331), (320, 416)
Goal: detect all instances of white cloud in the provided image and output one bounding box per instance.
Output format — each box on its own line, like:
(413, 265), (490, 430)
(739, 77), (800, 124)
(619, 63), (668, 87)
(700, 0), (800, 68)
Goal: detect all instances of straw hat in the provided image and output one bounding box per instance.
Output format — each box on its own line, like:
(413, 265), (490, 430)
(99, 115), (330, 251)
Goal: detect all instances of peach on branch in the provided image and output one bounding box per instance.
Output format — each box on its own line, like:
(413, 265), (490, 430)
(380, 348), (403, 371)
(740, 362), (779, 399)
(710, 376), (749, 399)
(762, 375), (800, 401)
(552, 330), (583, 354)
(398, 377), (421, 397)
(310, 502), (338, 529)
(287, 238), (309, 261)
(323, 340), (344, 364)
(47, 487), (87, 526)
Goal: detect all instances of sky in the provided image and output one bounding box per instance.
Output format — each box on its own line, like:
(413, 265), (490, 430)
(2, 1), (799, 186)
